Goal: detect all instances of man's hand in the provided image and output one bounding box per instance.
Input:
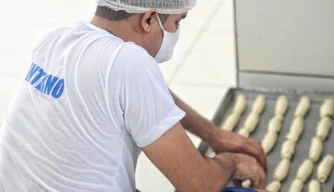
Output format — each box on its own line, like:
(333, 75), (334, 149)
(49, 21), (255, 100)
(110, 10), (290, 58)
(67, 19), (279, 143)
(208, 128), (267, 171)
(168, 90), (267, 172)
(215, 153), (266, 188)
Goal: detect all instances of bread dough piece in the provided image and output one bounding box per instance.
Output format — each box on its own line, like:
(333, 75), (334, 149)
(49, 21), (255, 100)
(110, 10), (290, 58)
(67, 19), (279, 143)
(275, 95), (288, 116)
(317, 154), (334, 183)
(261, 131), (278, 154)
(296, 159), (314, 182)
(289, 179), (303, 192)
(294, 96), (310, 117)
(222, 113), (240, 131)
(265, 180), (281, 192)
(273, 158), (290, 181)
(308, 179), (320, 192)
(320, 99), (334, 118)
(268, 116), (283, 133)
(243, 113), (259, 132)
(238, 128), (250, 137)
(251, 94), (266, 115)
(308, 137), (323, 163)
(281, 139), (296, 160)
(233, 94), (247, 115)
(208, 152), (216, 158)
(316, 117), (332, 141)
(285, 117), (304, 142)
(241, 179), (251, 187)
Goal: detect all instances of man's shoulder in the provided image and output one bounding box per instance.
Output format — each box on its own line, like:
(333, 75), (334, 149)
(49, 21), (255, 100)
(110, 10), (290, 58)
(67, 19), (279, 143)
(33, 27), (69, 50)
(116, 43), (158, 68)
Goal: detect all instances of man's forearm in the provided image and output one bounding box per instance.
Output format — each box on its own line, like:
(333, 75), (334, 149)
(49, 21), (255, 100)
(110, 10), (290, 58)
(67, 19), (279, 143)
(199, 153), (238, 191)
(170, 90), (216, 143)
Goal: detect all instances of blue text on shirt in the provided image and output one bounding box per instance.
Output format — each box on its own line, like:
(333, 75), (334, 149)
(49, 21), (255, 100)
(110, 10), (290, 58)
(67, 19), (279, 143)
(25, 63), (64, 99)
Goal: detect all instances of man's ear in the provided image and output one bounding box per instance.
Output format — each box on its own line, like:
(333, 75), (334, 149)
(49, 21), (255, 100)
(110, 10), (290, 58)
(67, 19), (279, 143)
(141, 9), (157, 32)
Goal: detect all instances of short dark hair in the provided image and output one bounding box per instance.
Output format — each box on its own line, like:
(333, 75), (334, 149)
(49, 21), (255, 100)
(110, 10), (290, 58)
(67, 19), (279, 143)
(95, 6), (169, 24)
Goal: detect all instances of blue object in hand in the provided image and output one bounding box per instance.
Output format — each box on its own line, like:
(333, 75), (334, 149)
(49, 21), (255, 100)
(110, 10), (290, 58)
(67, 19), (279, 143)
(223, 187), (258, 192)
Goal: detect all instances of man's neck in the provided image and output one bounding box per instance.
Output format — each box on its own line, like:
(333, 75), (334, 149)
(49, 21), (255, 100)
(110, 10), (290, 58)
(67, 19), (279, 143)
(90, 16), (143, 46)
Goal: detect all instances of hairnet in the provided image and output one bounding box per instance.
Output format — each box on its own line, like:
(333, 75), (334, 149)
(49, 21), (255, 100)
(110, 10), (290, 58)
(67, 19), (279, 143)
(95, 0), (196, 14)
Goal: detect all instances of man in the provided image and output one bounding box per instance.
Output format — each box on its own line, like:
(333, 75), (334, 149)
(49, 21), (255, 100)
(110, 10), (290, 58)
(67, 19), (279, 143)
(0, 0), (267, 191)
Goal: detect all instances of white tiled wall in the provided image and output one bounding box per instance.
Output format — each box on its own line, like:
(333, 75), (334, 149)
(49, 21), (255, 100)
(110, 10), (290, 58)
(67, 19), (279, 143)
(0, 0), (236, 191)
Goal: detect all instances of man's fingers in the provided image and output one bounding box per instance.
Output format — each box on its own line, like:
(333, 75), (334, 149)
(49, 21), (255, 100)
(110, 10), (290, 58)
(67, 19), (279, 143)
(222, 131), (267, 171)
(256, 146), (267, 172)
(252, 161), (266, 189)
(242, 141), (266, 170)
(257, 166), (266, 188)
(245, 156), (266, 189)
(253, 175), (263, 189)
(248, 138), (267, 171)
(249, 174), (261, 189)
(251, 139), (266, 168)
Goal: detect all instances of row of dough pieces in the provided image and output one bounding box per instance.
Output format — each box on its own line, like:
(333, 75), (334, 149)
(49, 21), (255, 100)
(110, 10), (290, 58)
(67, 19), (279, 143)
(222, 95), (334, 133)
(222, 95), (332, 160)
(282, 97), (331, 192)
(265, 154), (334, 191)
(239, 95), (286, 188)
(217, 94), (334, 191)
(242, 95), (290, 189)
(287, 97), (333, 192)
(264, 96), (333, 192)
(236, 95), (333, 190)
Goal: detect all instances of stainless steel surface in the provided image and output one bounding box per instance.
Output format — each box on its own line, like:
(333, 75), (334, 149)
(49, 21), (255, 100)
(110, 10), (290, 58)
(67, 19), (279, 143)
(238, 72), (334, 92)
(199, 87), (334, 191)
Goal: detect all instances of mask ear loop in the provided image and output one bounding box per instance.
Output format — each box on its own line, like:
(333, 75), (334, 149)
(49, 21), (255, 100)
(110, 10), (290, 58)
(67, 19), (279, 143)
(156, 14), (165, 31)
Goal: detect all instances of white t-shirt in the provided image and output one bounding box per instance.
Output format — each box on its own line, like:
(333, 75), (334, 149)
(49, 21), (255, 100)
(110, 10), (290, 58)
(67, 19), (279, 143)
(0, 20), (185, 192)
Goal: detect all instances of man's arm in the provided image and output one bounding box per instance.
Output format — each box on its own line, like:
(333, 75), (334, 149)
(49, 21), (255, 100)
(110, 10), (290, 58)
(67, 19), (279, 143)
(143, 123), (236, 191)
(142, 123), (265, 191)
(169, 90), (215, 142)
(169, 90), (267, 170)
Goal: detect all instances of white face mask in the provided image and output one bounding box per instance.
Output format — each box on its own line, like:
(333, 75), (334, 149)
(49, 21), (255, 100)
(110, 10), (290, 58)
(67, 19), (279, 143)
(154, 15), (180, 63)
